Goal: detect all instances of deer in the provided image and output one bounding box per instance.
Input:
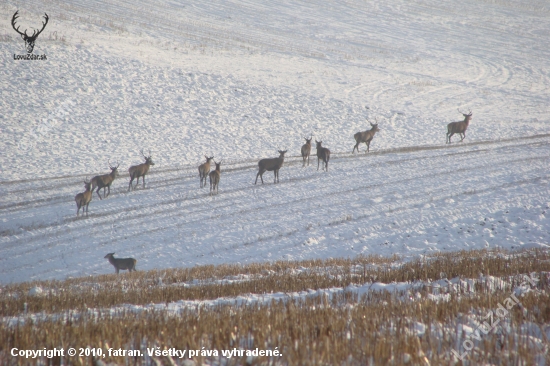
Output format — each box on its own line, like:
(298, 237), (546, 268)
(301, 136), (312, 167)
(75, 178), (93, 217)
(446, 109), (473, 144)
(353, 119), (380, 153)
(91, 160), (120, 200)
(255, 150), (287, 184)
(128, 150), (155, 191)
(104, 253), (137, 274)
(315, 141), (330, 172)
(209, 161), (222, 195)
(11, 11), (49, 54)
(198, 156), (214, 188)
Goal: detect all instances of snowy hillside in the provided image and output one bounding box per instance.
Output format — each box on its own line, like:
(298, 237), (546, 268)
(1, 0), (549, 283)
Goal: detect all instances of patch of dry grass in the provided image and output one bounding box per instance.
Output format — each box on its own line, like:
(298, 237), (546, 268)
(1, 291), (549, 365)
(1, 249), (550, 365)
(1, 249), (549, 317)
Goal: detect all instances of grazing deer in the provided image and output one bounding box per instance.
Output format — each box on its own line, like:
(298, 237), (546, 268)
(255, 150), (287, 184)
(209, 161), (222, 195)
(104, 253), (137, 274)
(198, 156), (214, 188)
(353, 120), (380, 153)
(11, 11), (49, 54)
(75, 178), (92, 217)
(91, 160), (120, 200)
(315, 141), (330, 172)
(446, 109), (473, 144)
(301, 136), (312, 167)
(128, 150), (155, 191)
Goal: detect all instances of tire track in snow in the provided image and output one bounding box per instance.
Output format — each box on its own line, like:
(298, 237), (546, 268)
(2, 141), (548, 253)
(2, 133), (548, 211)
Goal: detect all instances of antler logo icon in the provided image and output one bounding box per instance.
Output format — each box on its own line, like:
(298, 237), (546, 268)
(11, 11), (49, 54)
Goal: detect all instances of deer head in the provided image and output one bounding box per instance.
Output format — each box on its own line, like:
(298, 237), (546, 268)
(140, 150), (155, 165)
(108, 160), (120, 177)
(12, 11), (49, 54)
(458, 108), (473, 119)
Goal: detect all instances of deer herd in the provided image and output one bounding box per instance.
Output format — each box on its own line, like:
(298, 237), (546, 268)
(75, 110), (473, 216)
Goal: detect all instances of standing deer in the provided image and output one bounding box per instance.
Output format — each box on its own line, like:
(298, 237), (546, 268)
(255, 150), (287, 184)
(209, 161), (222, 195)
(128, 150), (155, 191)
(75, 178), (92, 217)
(198, 156), (214, 188)
(446, 109), (473, 144)
(104, 253), (137, 274)
(301, 136), (312, 167)
(316, 141), (330, 172)
(353, 120), (380, 153)
(91, 160), (120, 200)
(11, 11), (49, 54)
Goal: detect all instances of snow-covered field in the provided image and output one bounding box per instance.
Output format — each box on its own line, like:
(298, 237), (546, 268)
(1, 0), (549, 284)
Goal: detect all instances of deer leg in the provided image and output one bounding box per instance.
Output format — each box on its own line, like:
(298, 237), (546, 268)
(256, 168), (266, 184)
(142, 176), (146, 188)
(106, 186), (110, 198)
(96, 187), (103, 200)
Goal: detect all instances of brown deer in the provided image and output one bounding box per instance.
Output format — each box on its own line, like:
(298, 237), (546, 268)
(91, 160), (120, 200)
(301, 136), (312, 167)
(198, 156), (214, 188)
(209, 161), (222, 195)
(315, 141), (330, 172)
(75, 178), (92, 217)
(128, 150), (155, 191)
(353, 120), (380, 153)
(255, 150), (287, 184)
(446, 109), (473, 144)
(104, 253), (137, 274)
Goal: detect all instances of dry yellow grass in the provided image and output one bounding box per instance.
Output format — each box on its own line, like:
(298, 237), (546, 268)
(2, 291), (549, 365)
(1, 248), (549, 365)
(1, 249), (548, 317)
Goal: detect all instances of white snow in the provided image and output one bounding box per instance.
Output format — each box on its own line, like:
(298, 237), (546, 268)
(1, 0), (549, 283)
